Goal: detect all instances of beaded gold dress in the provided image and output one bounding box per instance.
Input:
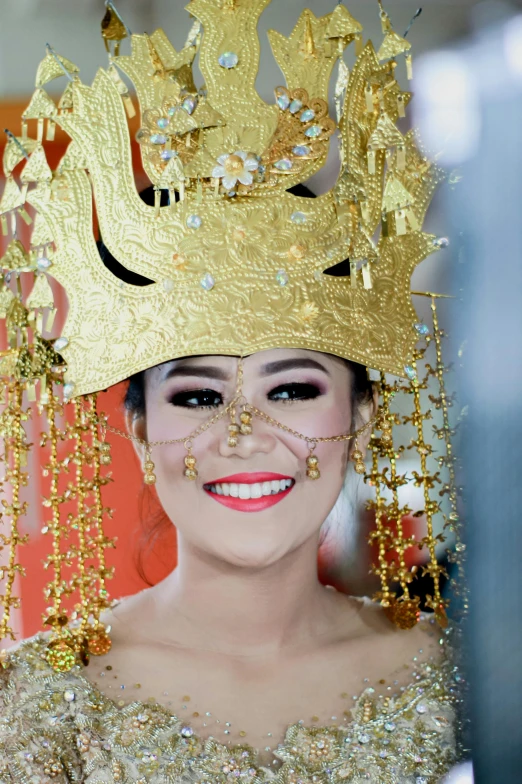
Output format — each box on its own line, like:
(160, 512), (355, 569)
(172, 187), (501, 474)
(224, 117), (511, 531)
(0, 618), (459, 784)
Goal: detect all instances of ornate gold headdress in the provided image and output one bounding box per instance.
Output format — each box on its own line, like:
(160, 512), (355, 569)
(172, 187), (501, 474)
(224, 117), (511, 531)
(0, 0), (462, 670)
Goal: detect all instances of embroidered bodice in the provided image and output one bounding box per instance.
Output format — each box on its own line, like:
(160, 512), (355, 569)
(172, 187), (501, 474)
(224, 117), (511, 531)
(0, 630), (461, 784)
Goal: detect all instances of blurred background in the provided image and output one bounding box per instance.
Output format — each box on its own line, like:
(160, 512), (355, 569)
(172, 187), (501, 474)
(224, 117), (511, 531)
(1, 1), (522, 779)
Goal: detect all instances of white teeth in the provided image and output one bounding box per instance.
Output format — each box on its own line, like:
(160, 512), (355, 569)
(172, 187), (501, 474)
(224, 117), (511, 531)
(251, 483), (262, 499)
(207, 479), (294, 499)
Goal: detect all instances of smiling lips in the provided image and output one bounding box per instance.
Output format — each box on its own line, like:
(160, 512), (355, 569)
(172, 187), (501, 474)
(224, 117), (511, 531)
(204, 472), (295, 513)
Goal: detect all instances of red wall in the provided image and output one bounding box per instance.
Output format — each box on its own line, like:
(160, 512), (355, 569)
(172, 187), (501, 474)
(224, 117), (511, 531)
(0, 114), (177, 639)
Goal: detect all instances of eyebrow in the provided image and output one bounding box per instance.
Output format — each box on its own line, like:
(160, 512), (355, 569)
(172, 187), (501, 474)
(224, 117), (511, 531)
(162, 364), (231, 382)
(161, 356), (331, 383)
(259, 358), (330, 377)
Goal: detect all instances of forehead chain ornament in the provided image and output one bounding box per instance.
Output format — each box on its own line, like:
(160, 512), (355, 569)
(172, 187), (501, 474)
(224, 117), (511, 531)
(102, 358), (384, 485)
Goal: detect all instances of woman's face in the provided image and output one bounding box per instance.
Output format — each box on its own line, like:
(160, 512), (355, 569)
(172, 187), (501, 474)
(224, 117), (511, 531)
(130, 349), (356, 568)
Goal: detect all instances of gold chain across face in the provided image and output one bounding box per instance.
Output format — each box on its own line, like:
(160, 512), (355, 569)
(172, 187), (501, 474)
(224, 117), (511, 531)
(101, 359), (383, 485)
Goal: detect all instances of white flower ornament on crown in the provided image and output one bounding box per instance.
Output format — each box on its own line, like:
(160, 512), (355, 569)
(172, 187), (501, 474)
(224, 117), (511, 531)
(212, 151), (260, 191)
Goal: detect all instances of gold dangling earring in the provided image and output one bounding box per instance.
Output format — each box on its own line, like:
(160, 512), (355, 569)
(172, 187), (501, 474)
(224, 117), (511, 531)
(143, 444), (157, 485)
(228, 403), (240, 447)
(352, 437), (366, 475)
(306, 442), (320, 480)
(184, 440), (198, 481)
(239, 405), (252, 436)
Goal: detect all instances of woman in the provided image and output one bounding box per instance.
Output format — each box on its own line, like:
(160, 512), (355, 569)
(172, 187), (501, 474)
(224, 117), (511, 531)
(0, 349), (458, 781)
(0, 1), (462, 781)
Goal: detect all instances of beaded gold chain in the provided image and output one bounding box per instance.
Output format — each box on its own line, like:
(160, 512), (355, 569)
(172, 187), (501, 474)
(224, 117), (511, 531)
(99, 358), (384, 481)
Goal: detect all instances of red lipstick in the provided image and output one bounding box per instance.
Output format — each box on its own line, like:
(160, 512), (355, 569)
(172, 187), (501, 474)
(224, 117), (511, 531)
(204, 472), (295, 513)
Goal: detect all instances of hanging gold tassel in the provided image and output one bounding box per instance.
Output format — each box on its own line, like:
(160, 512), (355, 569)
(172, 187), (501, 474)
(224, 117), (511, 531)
(408, 355), (449, 628)
(0, 380), (31, 643)
(85, 396), (114, 657)
(46, 119), (56, 141)
(42, 380), (77, 673)
(405, 54), (413, 80)
(362, 262), (372, 290)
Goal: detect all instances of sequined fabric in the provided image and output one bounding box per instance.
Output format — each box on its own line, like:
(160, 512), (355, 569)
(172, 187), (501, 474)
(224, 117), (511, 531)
(0, 634), (459, 783)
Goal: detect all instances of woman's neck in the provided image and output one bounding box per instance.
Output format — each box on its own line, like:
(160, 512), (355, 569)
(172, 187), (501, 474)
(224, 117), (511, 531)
(131, 532), (353, 659)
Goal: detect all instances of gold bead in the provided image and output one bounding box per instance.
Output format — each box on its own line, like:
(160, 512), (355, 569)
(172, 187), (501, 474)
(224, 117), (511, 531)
(307, 469), (320, 480)
(228, 436), (239, 448)
(239, 411), (252, 424)
(228, 423), (240, 435)
(100, 442), (111, 454)
(306, 455), (319, 467)
(100, 454), (112, 466)
(184, 456), (196, 468)
(354, 461), (366, 475)
(45, 640), (76, 673)
(240, 424), (252, 435)
(144, 460), (155, 472)
(144, 473), (156, 485)
(87, 631), (112, 656)
(184, 469), (198, 481)
(352, 450), (364, 461)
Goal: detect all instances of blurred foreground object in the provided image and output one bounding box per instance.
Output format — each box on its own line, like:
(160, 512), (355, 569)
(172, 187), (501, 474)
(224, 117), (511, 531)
(415, 3), (522, 781)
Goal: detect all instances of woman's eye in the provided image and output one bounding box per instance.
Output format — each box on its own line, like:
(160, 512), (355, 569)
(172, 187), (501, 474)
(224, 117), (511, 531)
(169, 389), (224, 409)
(268, 383), (322, 403)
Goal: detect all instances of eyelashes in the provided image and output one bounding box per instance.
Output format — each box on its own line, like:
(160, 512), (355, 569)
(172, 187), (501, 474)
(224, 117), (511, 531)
(168, 383), (323, 410)
(169, 389), (223, 409)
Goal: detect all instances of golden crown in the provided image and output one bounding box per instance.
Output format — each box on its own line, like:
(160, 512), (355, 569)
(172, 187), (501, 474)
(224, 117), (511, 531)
(1, 0), (444, 398)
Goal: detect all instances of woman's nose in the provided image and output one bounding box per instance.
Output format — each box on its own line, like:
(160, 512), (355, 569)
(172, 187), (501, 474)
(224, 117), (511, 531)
(217, 416), (276, 459)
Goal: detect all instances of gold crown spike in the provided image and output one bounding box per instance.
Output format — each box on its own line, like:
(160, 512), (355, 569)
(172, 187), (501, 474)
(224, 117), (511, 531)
(3, 136), (38, 178)
(4, 0), (444, 399)
(326, 5), (363, 41)
(35, 49), (79, 88)
(377, 30), (412, 62)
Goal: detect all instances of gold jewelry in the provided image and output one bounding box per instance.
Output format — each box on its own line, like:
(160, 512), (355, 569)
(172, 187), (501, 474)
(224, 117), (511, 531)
(0, 0), (460, 662)
(98, 423), (112, 466)
(184, 440), (198, 481)
(9, 3), (443, 399)
(143, 445), (157, 485)
(351, 437), (366, 475)
(239, 407), (253, 436)
(306, 442), (320, 480)
(228, 403), (240, 447)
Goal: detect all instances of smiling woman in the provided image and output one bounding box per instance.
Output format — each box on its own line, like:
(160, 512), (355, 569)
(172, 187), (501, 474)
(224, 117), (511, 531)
(0, 0), (464, 781)
(122, 351), (371, 564)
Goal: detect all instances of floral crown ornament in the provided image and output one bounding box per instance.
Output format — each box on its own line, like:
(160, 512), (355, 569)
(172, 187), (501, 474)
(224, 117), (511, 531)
(0, 0), (462, 671)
